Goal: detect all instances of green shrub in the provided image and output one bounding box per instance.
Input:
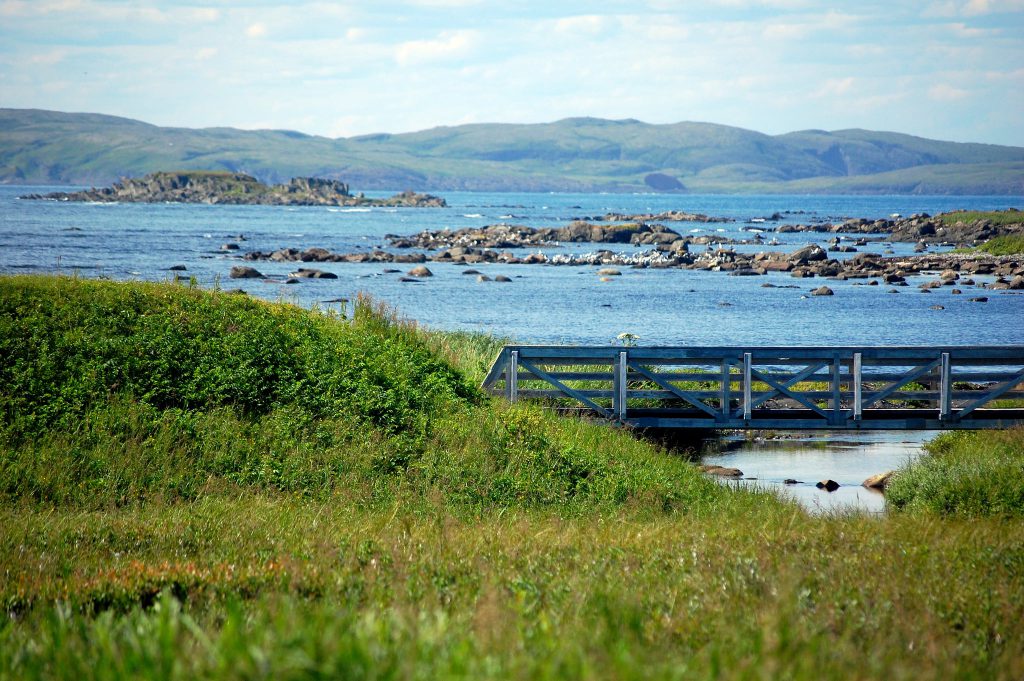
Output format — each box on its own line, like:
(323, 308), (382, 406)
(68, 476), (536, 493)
(886, 428), (1024, 517)
(0, 275), (741, 515)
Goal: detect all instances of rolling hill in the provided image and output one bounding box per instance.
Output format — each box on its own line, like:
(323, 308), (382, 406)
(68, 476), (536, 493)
(1, 108), (1022, 194)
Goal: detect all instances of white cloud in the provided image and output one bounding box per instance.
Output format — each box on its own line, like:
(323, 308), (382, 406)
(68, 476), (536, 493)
(246, 22), (267, 38)
(553, 15), (611, 35)
(925, 0), (1024, 15)
(394, 30), (478, 66)
(190, 8), (220, 23)
(813, 77), (856, 97)
(929, 83), (970, 100)
(195, 47), (218, 61)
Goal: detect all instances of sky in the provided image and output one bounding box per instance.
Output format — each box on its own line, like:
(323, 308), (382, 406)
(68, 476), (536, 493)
(1, 0), (1023, 146)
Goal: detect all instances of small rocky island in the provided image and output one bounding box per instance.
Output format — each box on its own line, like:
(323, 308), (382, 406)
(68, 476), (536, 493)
(20, 171), (447, 207)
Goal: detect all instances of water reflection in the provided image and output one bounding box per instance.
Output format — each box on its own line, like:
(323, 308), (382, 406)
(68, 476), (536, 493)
(700, 431), (932, 513)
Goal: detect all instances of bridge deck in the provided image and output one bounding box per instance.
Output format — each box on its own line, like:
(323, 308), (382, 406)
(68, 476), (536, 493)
(481, 345), (1024, 430)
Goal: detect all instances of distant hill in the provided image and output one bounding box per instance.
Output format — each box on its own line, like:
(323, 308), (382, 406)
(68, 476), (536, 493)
(2, 109), (1022, 194)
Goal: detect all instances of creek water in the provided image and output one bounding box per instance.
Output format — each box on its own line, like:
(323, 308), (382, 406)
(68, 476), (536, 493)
(700, 430), (930, 513)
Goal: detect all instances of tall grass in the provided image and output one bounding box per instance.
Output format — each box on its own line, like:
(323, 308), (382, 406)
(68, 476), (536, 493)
(2, 500), (1023, 679)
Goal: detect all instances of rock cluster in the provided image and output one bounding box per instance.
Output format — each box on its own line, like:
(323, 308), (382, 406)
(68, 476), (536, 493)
(582, 210), (733, 224)
(386, 222), (743, 251)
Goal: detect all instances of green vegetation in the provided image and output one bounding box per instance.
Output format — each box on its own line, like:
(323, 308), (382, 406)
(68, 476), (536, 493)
(2, 274), (1024, 680)
(940, 209), (1023, 228)
(979, 234), (1024, 255)
(887, 428), (1024, 517)
(3, 108), (1023, 194)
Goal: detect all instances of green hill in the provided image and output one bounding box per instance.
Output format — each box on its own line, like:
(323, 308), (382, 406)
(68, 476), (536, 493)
(2, 108), (1023, 194)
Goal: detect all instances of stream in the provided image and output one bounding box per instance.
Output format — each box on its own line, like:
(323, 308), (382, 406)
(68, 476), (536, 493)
(700, 430), (931, 513)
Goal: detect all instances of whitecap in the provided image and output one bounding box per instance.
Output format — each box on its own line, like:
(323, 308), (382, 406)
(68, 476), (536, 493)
(462, 213), (484, 218)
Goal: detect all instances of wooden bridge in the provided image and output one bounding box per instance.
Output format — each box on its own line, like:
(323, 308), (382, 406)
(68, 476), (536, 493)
(481, 345), (1024, 430)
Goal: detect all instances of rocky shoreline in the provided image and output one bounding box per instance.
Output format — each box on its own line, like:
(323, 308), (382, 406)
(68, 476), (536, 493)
(237, 239), (1024, 291)
(225, 207), (1024, 289)
(382, 210), (1023, 253)
(20, 171), (447, 207)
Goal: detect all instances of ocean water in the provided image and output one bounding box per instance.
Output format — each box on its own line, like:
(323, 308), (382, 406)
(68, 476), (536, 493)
(3, 186), (1021, 346)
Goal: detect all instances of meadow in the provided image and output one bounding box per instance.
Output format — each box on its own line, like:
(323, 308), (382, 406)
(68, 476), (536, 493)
(1, 274), (1022, 680)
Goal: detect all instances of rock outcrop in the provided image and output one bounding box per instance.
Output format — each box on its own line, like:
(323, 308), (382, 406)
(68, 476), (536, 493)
(21, 171), (447, 207)
(773, 210), (1024, 246)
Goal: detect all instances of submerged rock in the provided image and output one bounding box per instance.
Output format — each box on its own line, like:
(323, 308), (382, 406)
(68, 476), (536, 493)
(700, 465), (743, 477)
(229, 265), (263, 279)
(863, 471), (895, 490)
(816, 479), (840, 492)
(289, 268), (338, 279)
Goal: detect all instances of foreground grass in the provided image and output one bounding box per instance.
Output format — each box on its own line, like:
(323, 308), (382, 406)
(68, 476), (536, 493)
(3, 499), (1024, 680)
(2, 274), (1023, 679)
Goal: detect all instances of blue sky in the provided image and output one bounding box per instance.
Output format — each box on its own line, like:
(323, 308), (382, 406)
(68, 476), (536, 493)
(1, 0), (1022, 145)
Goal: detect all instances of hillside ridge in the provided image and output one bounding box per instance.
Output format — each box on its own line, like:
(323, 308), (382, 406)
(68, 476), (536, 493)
(1, 108), (1022, 194)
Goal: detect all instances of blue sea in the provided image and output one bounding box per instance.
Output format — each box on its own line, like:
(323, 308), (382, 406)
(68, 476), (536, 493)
(2, 186), (1022, 346)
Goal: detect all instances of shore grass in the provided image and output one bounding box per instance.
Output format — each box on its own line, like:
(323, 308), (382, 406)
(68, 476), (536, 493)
(978, 234), (1024, 256)
(2, 274), (1024, 679)
(886, 428), (1024, 517)
(939, 209), (1024, 228)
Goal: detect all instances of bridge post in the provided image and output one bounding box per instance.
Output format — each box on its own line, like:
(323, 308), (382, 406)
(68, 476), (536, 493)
(613, 351), (628, 421)
(742, 352), (752, 420)
(830, 353), (843, 426)
(940, 352), (951, 421)
(720, 358), (732, 421)
(853, 352), (863, 421)
(507, 350), (519, 403)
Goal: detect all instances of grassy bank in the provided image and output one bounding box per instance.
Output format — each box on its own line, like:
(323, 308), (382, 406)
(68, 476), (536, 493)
(887, 428), (1024, 517)
(2, 275), (1023, 679)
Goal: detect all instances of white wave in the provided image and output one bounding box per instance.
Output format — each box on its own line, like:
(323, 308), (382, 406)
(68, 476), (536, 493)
(462, 213), (484, 218)
(333, 207), (372, 213)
